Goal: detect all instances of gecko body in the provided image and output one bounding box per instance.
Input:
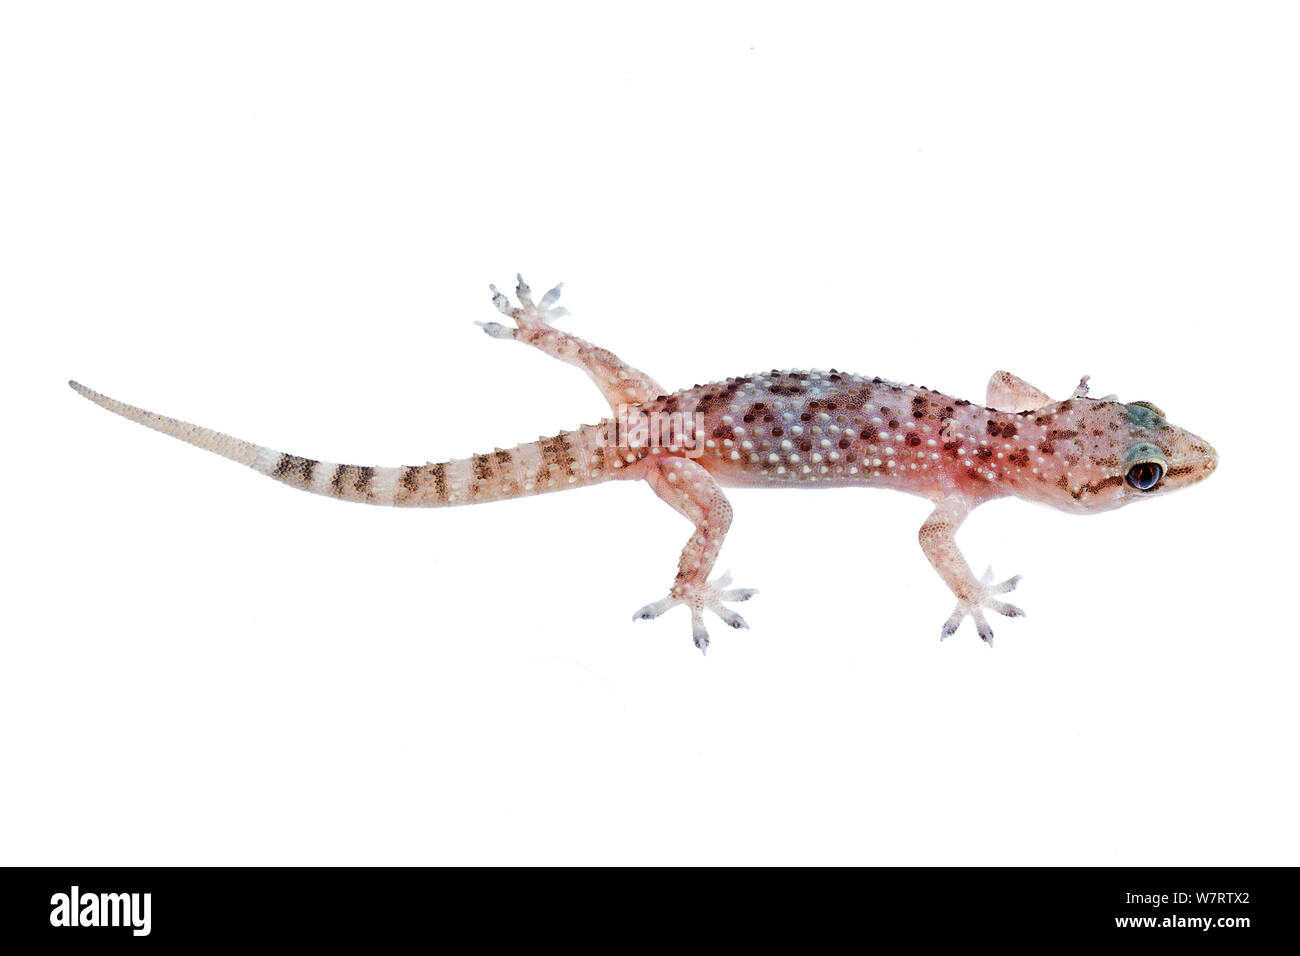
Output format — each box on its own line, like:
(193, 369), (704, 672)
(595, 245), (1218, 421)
(72, 277), (1217, 651)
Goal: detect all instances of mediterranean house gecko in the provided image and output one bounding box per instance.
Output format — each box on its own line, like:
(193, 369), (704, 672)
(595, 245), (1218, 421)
(71, 276), (1218, 652)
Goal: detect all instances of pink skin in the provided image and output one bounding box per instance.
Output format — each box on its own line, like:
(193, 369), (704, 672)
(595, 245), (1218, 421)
(70, 276), (1218, 654)
(482, 278), (1216, 650)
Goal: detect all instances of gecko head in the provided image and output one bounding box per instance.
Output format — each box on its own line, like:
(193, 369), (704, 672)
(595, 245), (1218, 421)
(1038, 398), (1217, 513)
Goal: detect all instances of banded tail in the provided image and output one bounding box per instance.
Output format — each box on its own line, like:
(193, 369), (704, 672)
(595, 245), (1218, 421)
(69, 381), (617, 507)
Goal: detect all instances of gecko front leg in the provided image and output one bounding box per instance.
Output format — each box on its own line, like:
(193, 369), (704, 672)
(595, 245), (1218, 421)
(632, 458), (757, 653)
(476, 275), (668, 409)
(918, 496), (1024, 646)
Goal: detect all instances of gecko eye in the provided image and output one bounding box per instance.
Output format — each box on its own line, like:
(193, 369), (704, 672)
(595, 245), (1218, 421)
(1125, 461), (1164, 491)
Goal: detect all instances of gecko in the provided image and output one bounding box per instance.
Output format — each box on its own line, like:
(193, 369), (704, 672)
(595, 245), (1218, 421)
(71, 276), (1218, 652)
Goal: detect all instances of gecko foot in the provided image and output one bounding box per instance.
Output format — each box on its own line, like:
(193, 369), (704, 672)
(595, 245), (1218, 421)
(940, 567), (1024, 647)
(632, 571), (758, 655)
(477, 274), (569, 339)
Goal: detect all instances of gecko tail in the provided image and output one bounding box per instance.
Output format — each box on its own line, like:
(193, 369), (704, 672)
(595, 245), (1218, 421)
(69, 381), (616, 508)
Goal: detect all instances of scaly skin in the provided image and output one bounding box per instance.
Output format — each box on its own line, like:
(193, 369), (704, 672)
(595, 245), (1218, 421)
(71, 276), (1218, 653)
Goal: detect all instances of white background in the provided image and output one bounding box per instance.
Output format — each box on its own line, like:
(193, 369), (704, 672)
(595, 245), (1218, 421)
(3, 2), (1297, 865)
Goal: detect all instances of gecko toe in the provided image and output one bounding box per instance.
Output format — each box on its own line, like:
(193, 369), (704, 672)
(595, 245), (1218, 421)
(713, 605), (749, 629)
(539, 282), (563, 310)
(475, 320), (515, 339)
(990, 574), (1022, 595)
(691, 610), (710, 653)
(988, 599), (1025, 618)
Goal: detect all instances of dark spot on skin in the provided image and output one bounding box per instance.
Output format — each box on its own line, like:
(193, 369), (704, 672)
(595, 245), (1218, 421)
(273, 454), (316, 487)
(1069, 475), (1123, 500)
(905, 434), (922, 447)
(800, 412), (812, 422)
(1039, 442), (1056, 455)
(763, 414), (775, 423)
(328, 463), (376, 499)
(838, 438), (851, 449)
(398, 466), (421, 502)
(976, 447), (993, 460)
(712, 424), (735, 440)
(540, 434), (576, 481)
(472, 454), (493, 482)
(799, 439), (813, 452)
(861, 425), (879, 443)
(845, 452), (856, 462)
(771, 426), (783, 436)
(955, 399), (971, 407)
(888, 419), (899, 429)
(943, 441), (962, 453)
(1047, 430), (1078, 441)
(430, 462), (448, 500)
(696, 393), (725, 414)
(1165, 465), (1194, 478)
(1009, 449), (1030, 467)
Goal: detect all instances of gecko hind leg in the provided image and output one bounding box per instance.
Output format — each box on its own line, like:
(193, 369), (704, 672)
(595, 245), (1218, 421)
(476, 274), (668, 410)
(632, 458), (758, 654)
